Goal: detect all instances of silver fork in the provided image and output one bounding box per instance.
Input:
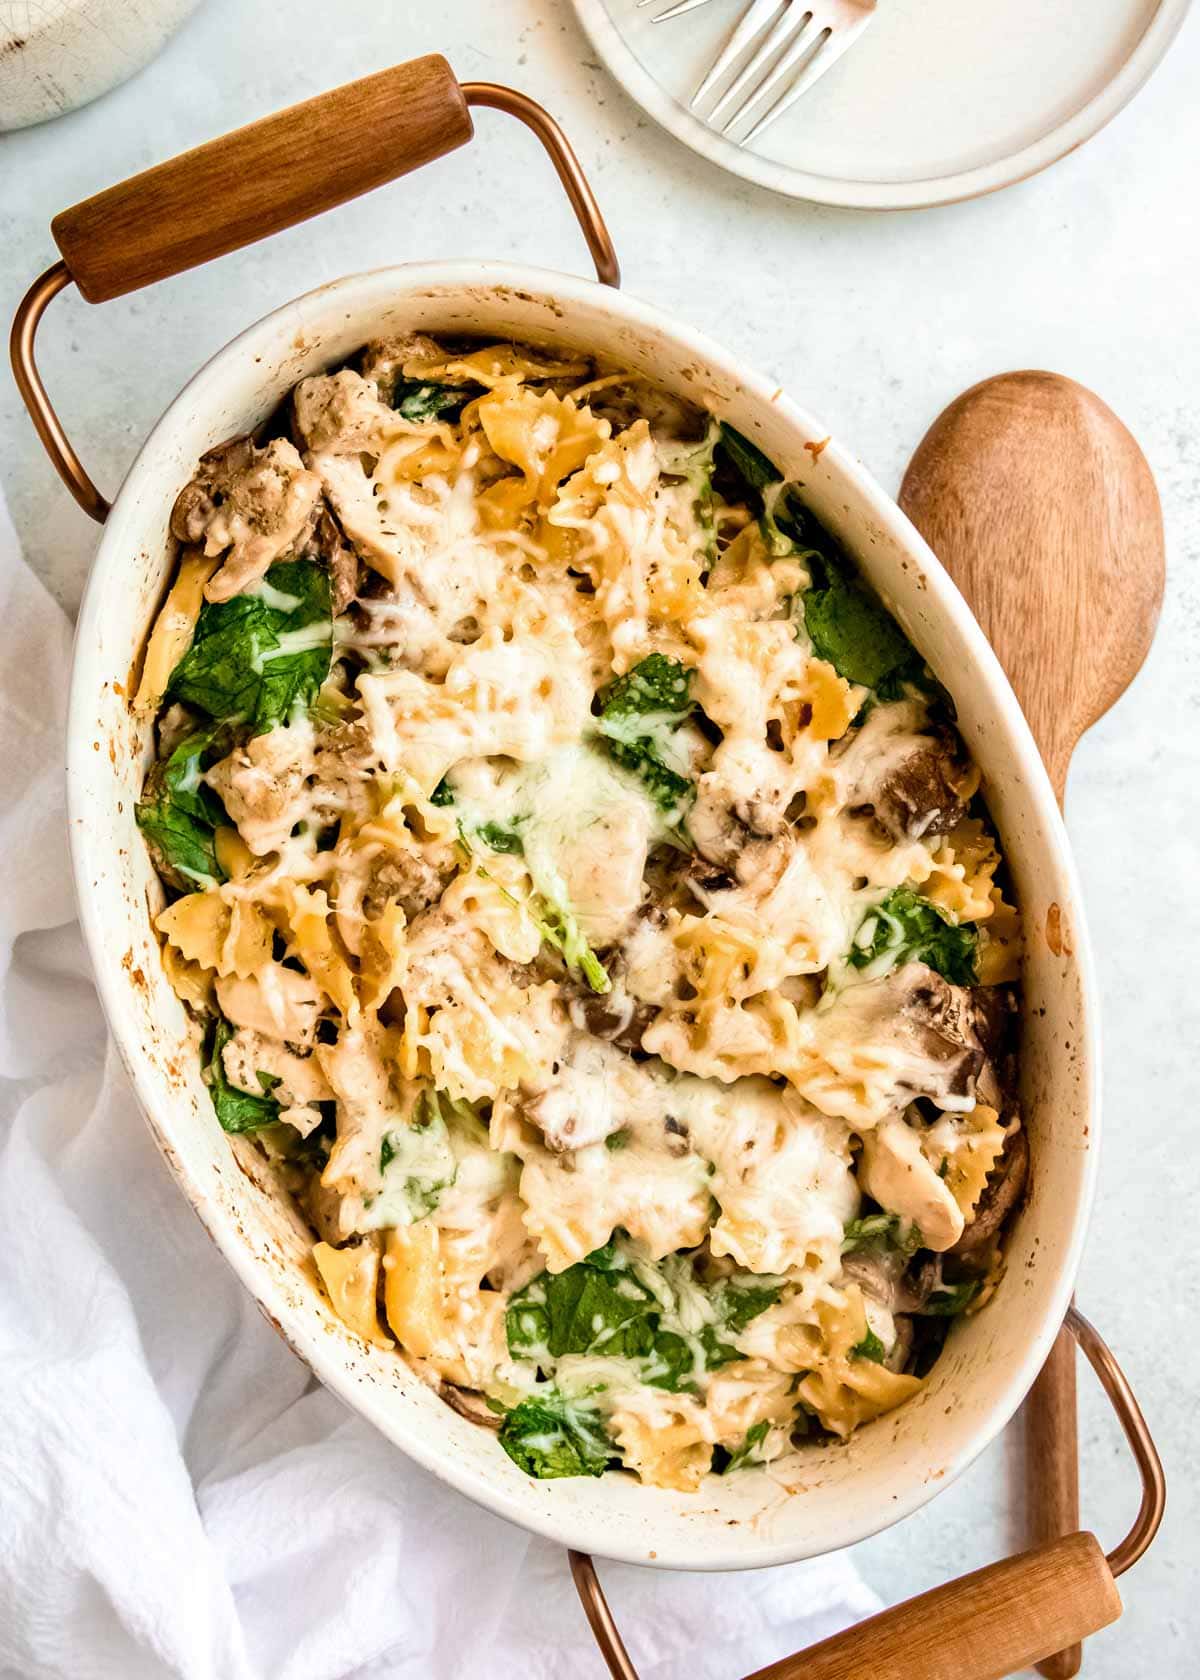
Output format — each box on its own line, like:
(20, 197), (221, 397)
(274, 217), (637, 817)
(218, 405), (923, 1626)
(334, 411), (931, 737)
(677, 0), (876, 143)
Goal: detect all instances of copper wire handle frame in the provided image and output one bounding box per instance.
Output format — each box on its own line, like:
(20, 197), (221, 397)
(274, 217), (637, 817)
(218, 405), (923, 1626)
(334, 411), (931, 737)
(9, 75), (619, 526)
(571, 1306), (1165, 1680)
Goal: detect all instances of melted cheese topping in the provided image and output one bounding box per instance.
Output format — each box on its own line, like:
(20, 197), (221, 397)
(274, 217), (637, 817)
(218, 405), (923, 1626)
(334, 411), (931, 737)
(143, 336), (1023, 1489)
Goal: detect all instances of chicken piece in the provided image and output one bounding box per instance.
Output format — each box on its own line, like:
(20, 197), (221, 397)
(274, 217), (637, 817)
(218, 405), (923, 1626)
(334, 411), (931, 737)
(833, 701), (976, 842)
(206, 719), (315, 856)
(520, 1036), (629, 1152)
(220, 1023), (332, 1136)
(361, 849), (449, 924)
(357, 333), (445, 395)
(859, 1116), (965, 1252)
(952, 1126), (1029, 1255)
(171, 436), (321, 603)
(292, 368), (400, 455)
(216, 968), (326, 1049)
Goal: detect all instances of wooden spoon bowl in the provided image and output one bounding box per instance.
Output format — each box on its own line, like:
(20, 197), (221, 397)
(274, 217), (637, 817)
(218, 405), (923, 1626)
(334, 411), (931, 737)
(900, 370), (1165, 1678)
(900, 370), (1164, 798)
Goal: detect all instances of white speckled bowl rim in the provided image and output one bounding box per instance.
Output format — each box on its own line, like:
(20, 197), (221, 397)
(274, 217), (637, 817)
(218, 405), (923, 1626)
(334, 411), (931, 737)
(67, 262), (1098, 1570)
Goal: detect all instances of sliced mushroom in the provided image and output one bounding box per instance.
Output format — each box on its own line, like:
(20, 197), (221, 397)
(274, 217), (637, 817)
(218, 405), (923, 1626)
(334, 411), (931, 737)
(566, 980), (655, 1052)
(311, 505), (360, 614)
(833, 701), (975, 842)
(688, 773), (781, 867)
(822, 962), (988, 1114)
(841, 1244), (907, 1310)
(966, 984), (1019, 1111)
(441, 1383), (502, 1431)
(952, 1126), (1029, 1255)
(869, 725), (975, 841)
(171, 435), (321, 603)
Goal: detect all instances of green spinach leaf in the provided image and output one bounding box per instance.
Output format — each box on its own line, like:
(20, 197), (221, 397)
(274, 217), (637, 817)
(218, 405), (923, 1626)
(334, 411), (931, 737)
(135, 727), (228, 887)
(715, 1419), (771, 1473)
(595, 654), (696, 823)
(849, 887), (979, 986)
(506, 1242), (780, 1394)
(850, 1328), (887, 1364)
(167, 560), (333, 734)
(842, 1211), (925, 1259)
(498, 1390), (614, 1479)
(920, 1280), (982, 1318)
(716, 422), (781, 494)
(391, 378), (476, 423)
(205, 1016), (281, 1134)
(801, 556), (918, 691)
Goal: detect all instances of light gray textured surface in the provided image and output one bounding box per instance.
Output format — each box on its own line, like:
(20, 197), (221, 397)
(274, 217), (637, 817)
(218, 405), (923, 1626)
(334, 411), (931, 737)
(1, 1), (1197, 1674)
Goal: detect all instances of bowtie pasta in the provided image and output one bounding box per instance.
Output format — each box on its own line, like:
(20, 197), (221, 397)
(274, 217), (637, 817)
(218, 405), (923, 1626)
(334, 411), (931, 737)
(135, 333), (1026, 1490)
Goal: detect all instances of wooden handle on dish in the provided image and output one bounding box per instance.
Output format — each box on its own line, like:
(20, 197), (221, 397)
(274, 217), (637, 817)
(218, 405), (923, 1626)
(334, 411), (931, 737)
(745, 1532), (1120, 1680)
(51, 55), (472, 302)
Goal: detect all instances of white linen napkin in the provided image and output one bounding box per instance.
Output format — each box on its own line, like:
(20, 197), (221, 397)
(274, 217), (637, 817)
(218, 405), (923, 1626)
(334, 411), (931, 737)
(0, 488), (879, 1680)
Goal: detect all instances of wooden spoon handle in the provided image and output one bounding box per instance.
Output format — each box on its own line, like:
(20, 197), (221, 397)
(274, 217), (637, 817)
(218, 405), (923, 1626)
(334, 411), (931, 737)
(1027, 1329), (1081, 1677)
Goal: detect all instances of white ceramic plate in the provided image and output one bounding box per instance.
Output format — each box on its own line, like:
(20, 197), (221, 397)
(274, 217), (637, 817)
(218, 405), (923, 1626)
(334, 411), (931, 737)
(570, 0), (1191, 208)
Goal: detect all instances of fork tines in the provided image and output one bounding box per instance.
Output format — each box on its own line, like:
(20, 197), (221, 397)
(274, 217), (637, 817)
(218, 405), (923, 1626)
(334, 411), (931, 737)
(688, 0), (875, 145)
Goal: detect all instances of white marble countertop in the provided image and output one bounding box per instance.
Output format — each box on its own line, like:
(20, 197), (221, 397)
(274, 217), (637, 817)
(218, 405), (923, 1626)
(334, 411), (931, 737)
(1, 1), (1197, 1673)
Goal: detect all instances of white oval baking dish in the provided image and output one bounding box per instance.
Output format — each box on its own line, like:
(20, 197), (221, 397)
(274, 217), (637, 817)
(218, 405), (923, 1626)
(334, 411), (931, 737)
(12, 56), (1161, 1679)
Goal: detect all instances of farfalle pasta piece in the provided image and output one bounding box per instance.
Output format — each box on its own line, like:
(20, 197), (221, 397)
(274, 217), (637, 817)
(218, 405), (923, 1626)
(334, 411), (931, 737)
(977, 886), (1022, 983)
(382, 1222), (507, 1389)
(156, 889), (273, 979)
(923, 1103), (1009, 1221)
(313, 1238), (393, 1348)
(439, 861), (542, 967)
(925, 818), (1002, 923)
(609, 1392), (711, 1493)
(272, 883), (357, 1017)
(402, 342), (591, 389)
(134, 551), (219, 713)
(785, 1288), (923, 1439)
(399, 917), (567, 1104)
(477, 385), (610, 518)
(356, 899), (407, 1016)
(160, 941), (215, 1012)
(642, 988), (805, 1084)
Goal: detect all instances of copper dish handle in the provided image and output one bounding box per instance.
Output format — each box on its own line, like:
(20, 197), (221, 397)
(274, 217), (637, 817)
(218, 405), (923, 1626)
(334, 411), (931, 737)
(572, 1306), (1165, 1680)
(9, 55), (619, 524)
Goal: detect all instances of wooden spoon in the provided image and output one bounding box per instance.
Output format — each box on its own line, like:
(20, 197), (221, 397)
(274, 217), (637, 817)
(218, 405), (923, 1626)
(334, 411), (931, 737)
(899, 371), (1164, 1679)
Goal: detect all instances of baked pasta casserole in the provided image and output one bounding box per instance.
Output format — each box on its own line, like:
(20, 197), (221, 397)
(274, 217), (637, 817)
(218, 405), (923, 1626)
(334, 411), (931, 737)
(134, 334), (1027, 1489)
